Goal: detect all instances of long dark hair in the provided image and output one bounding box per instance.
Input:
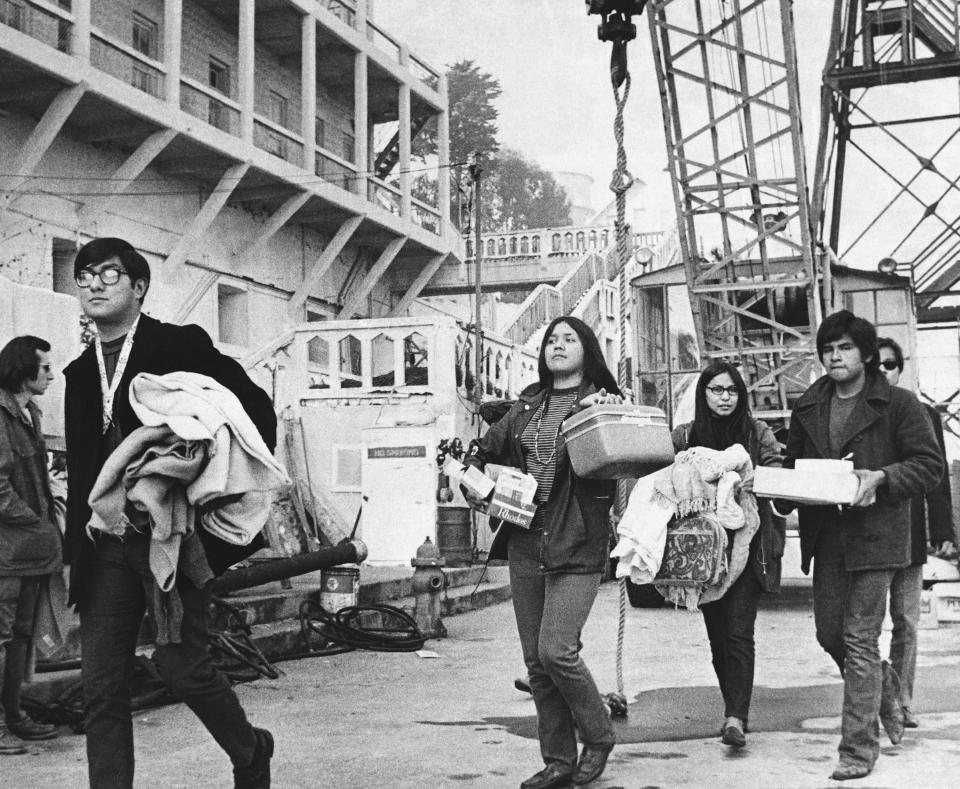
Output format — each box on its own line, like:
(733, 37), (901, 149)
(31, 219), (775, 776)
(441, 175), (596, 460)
(687, 361), (753, 451)
(536, 316), (621, 395)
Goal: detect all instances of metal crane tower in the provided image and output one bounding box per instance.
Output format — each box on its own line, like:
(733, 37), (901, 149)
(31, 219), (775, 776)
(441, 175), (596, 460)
(646, 0), (820, 421)
(812, 0), (960, 324)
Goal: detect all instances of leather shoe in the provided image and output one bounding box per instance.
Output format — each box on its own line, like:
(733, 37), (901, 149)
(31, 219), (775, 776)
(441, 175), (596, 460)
(6, 715), (56, 741)
(572, 743), (614, 785)
(830, 760), (872, 781)
(519, 763), (573, 789)
(514, 677), (533, 695)
(234, 727), (274, 789)
(721, 721), (746, 748)
(0, 731), (27, 755)
(903, 707), (920, 728)
(880, 660), (905, 745)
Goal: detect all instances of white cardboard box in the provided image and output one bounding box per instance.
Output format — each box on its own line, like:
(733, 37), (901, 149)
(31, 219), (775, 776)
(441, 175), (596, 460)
(754, 466), (859, 505)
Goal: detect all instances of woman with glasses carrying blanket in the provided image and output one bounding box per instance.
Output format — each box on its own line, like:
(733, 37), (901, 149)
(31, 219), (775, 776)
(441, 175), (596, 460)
(667, 362), (784, 749)
(463, 317), (621, 789)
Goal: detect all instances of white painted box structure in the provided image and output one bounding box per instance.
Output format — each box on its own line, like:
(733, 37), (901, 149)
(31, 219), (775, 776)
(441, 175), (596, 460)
(933, 582), (960, 623)
(754, 459), (859, 505)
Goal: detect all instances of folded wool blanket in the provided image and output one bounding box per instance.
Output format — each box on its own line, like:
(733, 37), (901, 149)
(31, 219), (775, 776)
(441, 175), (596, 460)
(613, 443), (759, 609)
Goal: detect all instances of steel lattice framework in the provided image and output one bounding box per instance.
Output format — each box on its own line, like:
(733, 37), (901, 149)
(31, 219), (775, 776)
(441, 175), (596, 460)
(647, 0), (820, 421)
(812, 0), (960, 322)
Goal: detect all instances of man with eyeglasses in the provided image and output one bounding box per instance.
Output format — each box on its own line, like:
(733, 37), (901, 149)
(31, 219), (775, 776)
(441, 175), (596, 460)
(876, 337), (955, 731)
(63, 237), (277, 789)
(779, 310), (942, 781)
(0, 336), (61, 754)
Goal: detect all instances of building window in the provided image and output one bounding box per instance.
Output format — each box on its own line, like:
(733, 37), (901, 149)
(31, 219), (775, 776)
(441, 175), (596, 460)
(131, 12), (158, 59)
(131, 65), (158, 96)
(268, 91), (288, 128)
(208, 57), (230, 96)
(315, 117), (325, 148)
(217, 284), (249, 346)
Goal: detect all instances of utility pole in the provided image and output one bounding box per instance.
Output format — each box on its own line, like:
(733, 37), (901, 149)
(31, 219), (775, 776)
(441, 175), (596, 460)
(468, 151), (483, 407)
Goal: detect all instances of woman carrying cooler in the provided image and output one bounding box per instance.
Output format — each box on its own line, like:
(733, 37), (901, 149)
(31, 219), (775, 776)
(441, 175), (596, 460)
(671, 361), (784, 749)
(464, 316), (620, 789)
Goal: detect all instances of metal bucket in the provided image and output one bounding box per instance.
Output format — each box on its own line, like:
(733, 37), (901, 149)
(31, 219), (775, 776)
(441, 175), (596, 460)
(320, 566), (360, 611)
(436, 506), (473, 566)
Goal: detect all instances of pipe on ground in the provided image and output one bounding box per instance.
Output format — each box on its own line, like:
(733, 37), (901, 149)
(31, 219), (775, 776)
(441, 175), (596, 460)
(212, 539), (368, 594)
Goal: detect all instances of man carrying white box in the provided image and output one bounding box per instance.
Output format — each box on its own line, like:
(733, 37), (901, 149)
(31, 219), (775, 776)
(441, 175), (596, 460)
(779, 310), (943, 782)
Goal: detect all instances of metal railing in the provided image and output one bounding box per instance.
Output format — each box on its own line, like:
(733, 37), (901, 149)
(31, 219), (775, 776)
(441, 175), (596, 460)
(411, 199), (441, 235)
(323, 0), (357, 29)
(366, 20), (401, 63)
(916, 0), (960, 50)
(180, 77), (240, 136)
(254, 117), (304, 165)
(316, 148), (358, 193)
(90, 30), (164, 98)
(368, 176), (402, 216)
(410, 55), (440, 90)
(0, 0), (70, 52)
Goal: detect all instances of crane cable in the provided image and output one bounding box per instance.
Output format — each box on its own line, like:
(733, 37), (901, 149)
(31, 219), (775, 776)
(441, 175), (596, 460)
(608, 49), (634, 721)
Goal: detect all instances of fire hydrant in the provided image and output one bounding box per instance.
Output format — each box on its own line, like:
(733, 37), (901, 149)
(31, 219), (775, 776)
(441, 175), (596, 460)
(411, 537), (447, 639)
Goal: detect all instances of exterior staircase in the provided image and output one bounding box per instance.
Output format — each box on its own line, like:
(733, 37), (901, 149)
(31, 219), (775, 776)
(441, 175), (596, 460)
(502, 226), (678, 348)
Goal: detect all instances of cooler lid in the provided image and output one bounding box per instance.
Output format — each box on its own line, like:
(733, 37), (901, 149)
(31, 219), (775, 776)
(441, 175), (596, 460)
(560, 403), (669, 434)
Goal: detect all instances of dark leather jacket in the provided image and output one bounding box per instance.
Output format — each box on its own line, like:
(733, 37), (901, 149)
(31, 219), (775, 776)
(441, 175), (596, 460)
(466, 382), (615, 574)
(672, 418), (785, 593)
(0, 389), (62, 576)
(784, 371), (943, 573)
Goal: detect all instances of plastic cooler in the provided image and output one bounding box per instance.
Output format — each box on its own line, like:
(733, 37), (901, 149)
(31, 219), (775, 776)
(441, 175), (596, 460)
(559, 404), (674, 479)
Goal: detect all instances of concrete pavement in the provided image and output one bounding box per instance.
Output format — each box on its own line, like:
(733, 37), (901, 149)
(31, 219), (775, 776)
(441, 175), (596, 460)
(6, 580), (960, 788)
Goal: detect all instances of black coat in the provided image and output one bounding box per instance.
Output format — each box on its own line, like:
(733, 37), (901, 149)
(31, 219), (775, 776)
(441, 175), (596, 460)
(784, 371), (943, 574)
(465, 382), (616, 574)
(63, 314), (277, 605)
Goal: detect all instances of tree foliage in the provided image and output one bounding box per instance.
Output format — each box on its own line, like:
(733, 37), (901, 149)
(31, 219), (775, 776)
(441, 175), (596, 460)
(444, 62), (571, 232)
(446, 60), (501, 165)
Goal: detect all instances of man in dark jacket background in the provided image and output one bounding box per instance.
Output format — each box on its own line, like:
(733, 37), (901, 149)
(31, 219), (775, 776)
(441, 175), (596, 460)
(64, 238), (276, 789)
(0, 336), (61, 754)
(782, 310), (942, 781)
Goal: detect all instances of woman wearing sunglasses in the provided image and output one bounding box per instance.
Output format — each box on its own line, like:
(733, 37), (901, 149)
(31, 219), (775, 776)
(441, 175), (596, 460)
(671, 361), (785, 749)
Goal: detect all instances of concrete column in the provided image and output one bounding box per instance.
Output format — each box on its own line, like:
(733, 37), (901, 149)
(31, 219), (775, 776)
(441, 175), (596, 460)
(238, 0), (256, 143)
(164, 0), (182, 106)
(437, 74), (450, 237)
(354, 51), (368, 196)
(71, 0), (91, 62)
(399, 82), (411, 218)
(355, 0), (367, 34)
(301, 13), (316, 172)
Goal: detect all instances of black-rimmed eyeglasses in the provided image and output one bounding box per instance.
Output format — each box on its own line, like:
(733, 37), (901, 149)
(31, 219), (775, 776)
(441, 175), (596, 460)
(706, 385), (739, 397)
(75, 267), (128, 288)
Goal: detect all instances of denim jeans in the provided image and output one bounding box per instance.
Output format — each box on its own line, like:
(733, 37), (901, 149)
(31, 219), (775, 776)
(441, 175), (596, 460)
(700, 566), (761, 723)
(508, 528), (615, 769)
(812, 538), (897, 768)
(889, 563), (922, 710)
(0, 575), (43, 723)
(79, 532), (257, 789)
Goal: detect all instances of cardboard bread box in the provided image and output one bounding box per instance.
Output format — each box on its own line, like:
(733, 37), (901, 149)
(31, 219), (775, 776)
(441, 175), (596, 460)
(753, 459), (859, 505)
(559, 404), (674, 479)
(486, 465), (538, 528)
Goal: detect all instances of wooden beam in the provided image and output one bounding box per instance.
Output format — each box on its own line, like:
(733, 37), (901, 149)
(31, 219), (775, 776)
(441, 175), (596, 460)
(288, 214), (363, 318)
(338, 235), (407, 319)
(0, 83), (86, 211)
(239, 191), (312, 264)
(388, 253), (447, 316)
(165, 162), (250, 274)
(78, 128), (178, 224)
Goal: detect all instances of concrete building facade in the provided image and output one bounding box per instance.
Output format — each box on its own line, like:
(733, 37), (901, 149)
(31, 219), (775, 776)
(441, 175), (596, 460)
(0, 0), (458, 407)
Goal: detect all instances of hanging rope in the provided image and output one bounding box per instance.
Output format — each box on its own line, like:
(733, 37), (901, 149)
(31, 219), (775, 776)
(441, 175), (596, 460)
(607, 53), (634, 722)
